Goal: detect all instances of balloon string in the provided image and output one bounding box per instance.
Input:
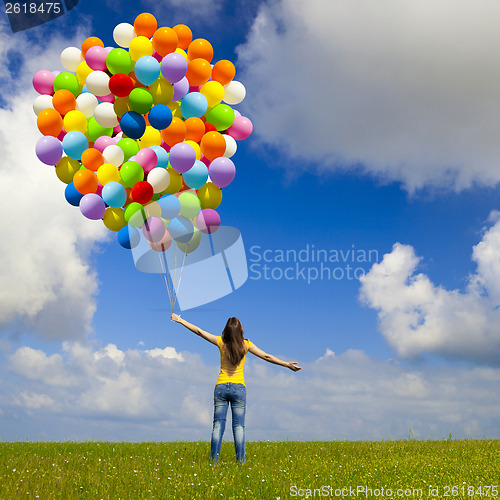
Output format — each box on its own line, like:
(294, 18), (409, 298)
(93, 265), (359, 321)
(174, 245), (188, 304)
(155, 250), (173, 310)
(162, 250), (175, 313)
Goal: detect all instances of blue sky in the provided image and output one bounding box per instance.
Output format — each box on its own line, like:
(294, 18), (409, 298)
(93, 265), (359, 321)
(1, 0), (500, 441)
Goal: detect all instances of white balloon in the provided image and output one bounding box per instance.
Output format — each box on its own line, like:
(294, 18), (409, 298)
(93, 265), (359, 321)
(86, 71), (110, 97)
(113, 23), (136, 48)
(94, 102), (119, 128)
(75, 93), (98, 118)
(147, 167), (171, 193)
(103, 145), (124, 167)
(60, 47), (83, 72)
(33, 95), (54, 115)
(223, 134), (237, 158)
(223, 81), (246, 105)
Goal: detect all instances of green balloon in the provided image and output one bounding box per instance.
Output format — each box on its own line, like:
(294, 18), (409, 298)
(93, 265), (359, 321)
(87, 117), (113, 142)
(120, 160), (144, 188)
(124, 202), (146, 228)
(178, 191), (201, 219)
(116, 138), (140, 161)
(53, 72), (80, 97)
(106, 48), (133, 75)
(205, 104), (235, 131)
(128, 88), (153, 115)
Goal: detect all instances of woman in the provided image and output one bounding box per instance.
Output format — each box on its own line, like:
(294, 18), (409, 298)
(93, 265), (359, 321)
(170, 313), (301, 465)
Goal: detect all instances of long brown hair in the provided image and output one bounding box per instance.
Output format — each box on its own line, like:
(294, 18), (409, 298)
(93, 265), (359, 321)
(222, 317), (246, 365)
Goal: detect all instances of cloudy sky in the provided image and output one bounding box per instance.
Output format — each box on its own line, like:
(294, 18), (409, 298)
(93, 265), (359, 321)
(1, 0), (499, 442)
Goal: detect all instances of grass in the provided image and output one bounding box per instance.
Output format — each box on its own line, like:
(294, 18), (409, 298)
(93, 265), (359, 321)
(0, 440), (498, 499)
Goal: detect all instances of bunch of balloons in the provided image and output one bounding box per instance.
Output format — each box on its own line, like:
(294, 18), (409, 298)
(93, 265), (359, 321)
(33, 12), (252, 254)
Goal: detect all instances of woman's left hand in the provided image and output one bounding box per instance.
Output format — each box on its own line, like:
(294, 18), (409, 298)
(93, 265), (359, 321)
(171, 313), (181, 322)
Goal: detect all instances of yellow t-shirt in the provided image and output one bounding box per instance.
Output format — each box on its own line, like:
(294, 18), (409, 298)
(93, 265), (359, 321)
(215, 336), (253, 386)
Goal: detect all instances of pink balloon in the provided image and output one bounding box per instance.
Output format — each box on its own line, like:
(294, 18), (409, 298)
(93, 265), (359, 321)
(136, 148), (158, 173)
(98, 93), (115, 103)
(33, 70), (55, 95)
(196, 208), (220, 234)
(94, 136), (116, 152)
(227, 116), (253, 141)
(86, 46), (108, 71)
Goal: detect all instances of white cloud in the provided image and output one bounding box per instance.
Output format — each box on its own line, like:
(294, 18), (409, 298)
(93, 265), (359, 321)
(237, 0), (500, 191)
(0, 24), (109, 340)
(359, 213), (500, 363)
(1, 341), (499, 440)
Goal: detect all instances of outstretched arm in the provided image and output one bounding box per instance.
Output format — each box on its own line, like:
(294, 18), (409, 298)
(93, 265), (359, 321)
(248, 343), (302, 372)
(170, 314), (218, 345)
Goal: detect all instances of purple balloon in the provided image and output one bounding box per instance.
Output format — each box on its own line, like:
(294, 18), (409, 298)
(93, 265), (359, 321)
(169, 142), (196, 173)
(35, 136), (63, 165)
(161, 53), (188, 83)
(196, 208), (221, 234)
(142, 216), (166, 243)
(172, 77), (189, 101)
(208, 157), (236, 188)
(79, 193), (106, 220)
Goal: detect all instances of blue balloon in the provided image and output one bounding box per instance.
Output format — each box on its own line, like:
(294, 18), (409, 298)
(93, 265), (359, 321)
(168, 215), (194, 243)
(180, 92), (208, 119)
(158, 194), (181, 219)
(134, 56), (161, 86)
(65, 181), (83, 206)
(148, 104), (172, 130)
(120, 111), (146, 140)
(117, 225), (140, 249)
(62, 131), (88, 160)
(102, 182), (127, 208)
(183, 160), (208, 189)
(149, 145), (169, 168)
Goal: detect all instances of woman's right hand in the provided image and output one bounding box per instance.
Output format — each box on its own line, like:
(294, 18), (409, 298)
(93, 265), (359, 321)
(287, 361), (302, 372)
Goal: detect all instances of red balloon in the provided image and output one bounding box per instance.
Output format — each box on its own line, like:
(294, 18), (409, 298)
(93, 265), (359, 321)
(204, 122), (217, 134)
(109, 73), (134, 97)
(131, 181), (154, 204)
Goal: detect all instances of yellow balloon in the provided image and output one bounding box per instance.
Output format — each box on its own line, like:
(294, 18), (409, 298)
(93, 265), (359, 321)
(76, 61), (93, 86)
(129, 36), (153, 61)
(197, 182), (222, 209)
(137, 126), (162, 148)
(185, 140), (201, 160)
(149, 79), (174, 105)
(114, 96), (131, 118)
(176, 226), (201, 253)
(144, 201), (162, 218)
(63, 110), (87, 133)
(55, 156), (80, 184)
(200, 81), (225, 108)
(103, 207), (126, 232)
(167, 100), (182, 119)
(97, 163), (121, 185)
(161, 168), (182, 194)
(175, 48), (188, 61)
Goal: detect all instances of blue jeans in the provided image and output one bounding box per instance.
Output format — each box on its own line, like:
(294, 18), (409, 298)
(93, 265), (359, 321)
(210, 382), (246, 464)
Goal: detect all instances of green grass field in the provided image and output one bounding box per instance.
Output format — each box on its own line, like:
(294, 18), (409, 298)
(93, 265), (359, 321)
(0, 440), (498, 499)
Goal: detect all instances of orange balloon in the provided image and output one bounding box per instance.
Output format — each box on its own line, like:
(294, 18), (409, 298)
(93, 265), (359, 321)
(184, 117), (205, 143)
(37, 108), (63, 137)
(81, 148), (104, 172)
(212, 60), (236, 85)
(160, 117), (186, 147)
(134, 12), (157, 38)
(73, 169), (98, 195)
(152, 27), (179, 56)
(200, 131), (226, 161)
(52, 89), (76, 116)
(81, 37), (104, 57)
(185, 58), (212, 86)
(173, 24), (192, 50)
(187, 38), (213, 63)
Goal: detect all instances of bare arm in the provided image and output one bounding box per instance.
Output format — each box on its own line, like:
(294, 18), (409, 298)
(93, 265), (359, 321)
(170, 314), (218, 345)
(248, 343), (302, 372)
